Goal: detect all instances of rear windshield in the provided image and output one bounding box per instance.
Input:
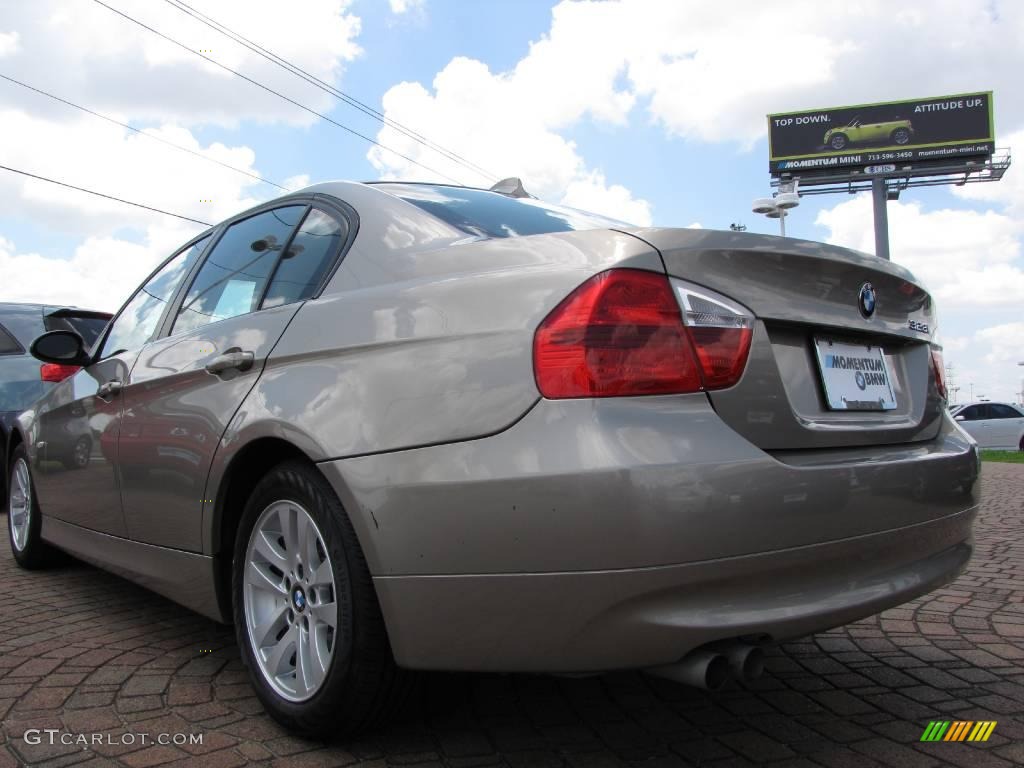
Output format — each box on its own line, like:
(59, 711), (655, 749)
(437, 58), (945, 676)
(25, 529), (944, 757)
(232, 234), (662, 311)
(44, 314), (109, 348)
(375, 183), (629, 239)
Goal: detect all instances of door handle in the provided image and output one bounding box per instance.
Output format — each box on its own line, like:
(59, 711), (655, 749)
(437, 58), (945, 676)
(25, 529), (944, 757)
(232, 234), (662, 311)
(97, 380), (123, 399)
(205, 349), (255, 375)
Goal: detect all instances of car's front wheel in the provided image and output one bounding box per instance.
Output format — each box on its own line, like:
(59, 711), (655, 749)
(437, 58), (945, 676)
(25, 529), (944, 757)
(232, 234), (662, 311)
(891, 128), (911, 145)
(829, 133), (848, 150)
(7, 445), (58, 569)
(232, 460), (412, 736)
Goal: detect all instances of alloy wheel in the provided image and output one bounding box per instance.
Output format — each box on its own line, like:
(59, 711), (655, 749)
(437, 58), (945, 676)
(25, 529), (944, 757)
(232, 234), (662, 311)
(243, 500), (338, 702)
(9, 457), (31, 551)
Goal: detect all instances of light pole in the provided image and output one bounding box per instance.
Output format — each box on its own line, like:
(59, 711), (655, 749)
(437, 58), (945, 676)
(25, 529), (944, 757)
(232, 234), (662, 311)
(753, 180), (800, 236)
(1018, 362), (1024, 406)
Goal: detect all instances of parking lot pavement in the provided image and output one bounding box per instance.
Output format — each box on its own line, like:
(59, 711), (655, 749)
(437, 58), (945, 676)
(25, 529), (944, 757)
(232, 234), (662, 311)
(0, 464), (1021, 768)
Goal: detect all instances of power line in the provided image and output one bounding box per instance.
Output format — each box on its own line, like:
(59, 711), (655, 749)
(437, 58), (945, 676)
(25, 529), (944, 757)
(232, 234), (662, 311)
(91, 0), (465, 185)
(161, 0), (498, 184)
(0, 73), (291, 192)
(0, 163), (212, 226)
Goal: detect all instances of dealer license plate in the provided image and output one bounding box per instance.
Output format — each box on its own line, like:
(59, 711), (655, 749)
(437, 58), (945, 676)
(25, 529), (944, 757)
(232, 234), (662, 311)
(813, 338), (897, 411)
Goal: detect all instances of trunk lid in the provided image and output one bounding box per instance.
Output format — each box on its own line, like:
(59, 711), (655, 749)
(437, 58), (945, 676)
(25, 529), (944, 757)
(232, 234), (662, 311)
(620, 227), (943, 450)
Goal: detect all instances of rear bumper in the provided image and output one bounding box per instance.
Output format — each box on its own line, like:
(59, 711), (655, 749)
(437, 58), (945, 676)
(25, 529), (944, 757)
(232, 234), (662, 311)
(375, 507), (973, 671)
(318, 394), (979, 672)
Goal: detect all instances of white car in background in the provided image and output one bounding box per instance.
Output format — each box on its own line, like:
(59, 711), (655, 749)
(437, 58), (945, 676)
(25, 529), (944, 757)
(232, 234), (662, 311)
(950, 402), (1024, 450)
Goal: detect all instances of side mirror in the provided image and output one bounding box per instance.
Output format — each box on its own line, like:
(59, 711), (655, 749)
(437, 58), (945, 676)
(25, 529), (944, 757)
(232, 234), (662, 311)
(30, 330), (91, 366)
(954, 414), (965, 422)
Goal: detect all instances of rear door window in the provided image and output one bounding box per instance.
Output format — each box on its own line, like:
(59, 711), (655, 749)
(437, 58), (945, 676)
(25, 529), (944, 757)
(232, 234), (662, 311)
(173, 206), (305, 334)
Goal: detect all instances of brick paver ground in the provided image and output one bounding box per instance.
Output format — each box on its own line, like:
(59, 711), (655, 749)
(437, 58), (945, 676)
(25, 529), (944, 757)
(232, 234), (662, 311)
(1, 463), (1021, 768)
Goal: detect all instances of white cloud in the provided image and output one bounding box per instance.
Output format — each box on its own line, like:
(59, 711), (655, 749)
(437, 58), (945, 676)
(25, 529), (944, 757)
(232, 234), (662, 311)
(942, 336), (969, 353)
(368, 52), (652, 223)
(1, 0), (362, 127)
(370, 0), (1024, 193)
(815, 196), (1024, 308)
(0, 112), (278, 312)
(0, 1), (358, 312)
(0, 227), (201, 312)
(0, 111), (265, 237)
(283, 174), (312, 191)
(976, 322), (1024, 366)
(389, 0), (424, 14)
(621, 0), (1024, 146)
(940, 322), (1024, 404)
(0, 30), (19, 57)
(954, 128), (1024, 216)
(367, 0), (1023, 224)
(561, 171), (652, 227)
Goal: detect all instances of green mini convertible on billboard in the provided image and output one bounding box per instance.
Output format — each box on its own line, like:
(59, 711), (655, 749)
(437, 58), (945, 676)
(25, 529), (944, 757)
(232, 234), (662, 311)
(768, 92), (994, 175)
(823, 116), (914, 150)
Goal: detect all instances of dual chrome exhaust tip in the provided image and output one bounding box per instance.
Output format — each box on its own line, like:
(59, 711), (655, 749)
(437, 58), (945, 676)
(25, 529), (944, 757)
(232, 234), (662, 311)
(646, 643), (765, 691)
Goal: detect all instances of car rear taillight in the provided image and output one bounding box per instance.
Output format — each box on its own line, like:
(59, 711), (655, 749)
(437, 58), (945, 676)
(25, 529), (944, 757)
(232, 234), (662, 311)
(672, 279), (754, 390)
(40, 363), (80, 383)
(930, 346), (946, 401)
(534, 269), (702, 398)
(532, 269), (754, 399)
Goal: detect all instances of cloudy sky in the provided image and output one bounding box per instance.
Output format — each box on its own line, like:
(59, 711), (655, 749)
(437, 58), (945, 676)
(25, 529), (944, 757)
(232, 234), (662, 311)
(1, 0), (1021, 402)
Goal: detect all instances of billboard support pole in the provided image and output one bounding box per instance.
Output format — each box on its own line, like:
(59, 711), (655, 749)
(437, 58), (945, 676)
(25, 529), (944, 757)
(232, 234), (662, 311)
(871, 177), (890, 261)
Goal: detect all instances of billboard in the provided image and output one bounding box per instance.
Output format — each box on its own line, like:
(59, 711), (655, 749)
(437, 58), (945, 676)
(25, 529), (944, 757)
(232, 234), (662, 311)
(768, 92), (994, 176)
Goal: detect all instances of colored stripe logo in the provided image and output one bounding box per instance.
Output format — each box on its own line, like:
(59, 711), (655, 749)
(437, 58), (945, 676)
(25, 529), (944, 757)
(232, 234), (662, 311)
(920, 721), (997, 742)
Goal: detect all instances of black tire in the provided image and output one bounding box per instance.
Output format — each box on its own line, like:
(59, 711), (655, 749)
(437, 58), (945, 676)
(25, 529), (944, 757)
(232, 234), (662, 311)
(891, 128), (911, 145)
(232, 460), (414, 737)
(7, 445), (58, 569)
(829, 133), (848, 150)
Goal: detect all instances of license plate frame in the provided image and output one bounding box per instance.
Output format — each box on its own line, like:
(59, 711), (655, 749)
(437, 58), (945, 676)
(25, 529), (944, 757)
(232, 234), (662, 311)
(813, 338), (897, 411)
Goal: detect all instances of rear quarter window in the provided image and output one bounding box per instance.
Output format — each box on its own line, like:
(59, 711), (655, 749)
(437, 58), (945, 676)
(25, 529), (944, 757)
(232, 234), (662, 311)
(261, 208), (348, 308)
(0, 323), (22, 355)
(990, 404), (1023, 419)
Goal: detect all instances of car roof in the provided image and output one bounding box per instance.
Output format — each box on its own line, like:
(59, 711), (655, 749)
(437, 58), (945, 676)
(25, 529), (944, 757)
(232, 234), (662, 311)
(952, 401), (1019, 409)
(0, 302), (110, 315)
(0, 302), (45, 314)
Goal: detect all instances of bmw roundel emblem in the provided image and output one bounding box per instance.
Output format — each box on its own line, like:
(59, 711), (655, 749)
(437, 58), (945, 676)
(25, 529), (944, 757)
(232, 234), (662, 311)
(858, 282), (876, 318)
(293, 589), (306, 611)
